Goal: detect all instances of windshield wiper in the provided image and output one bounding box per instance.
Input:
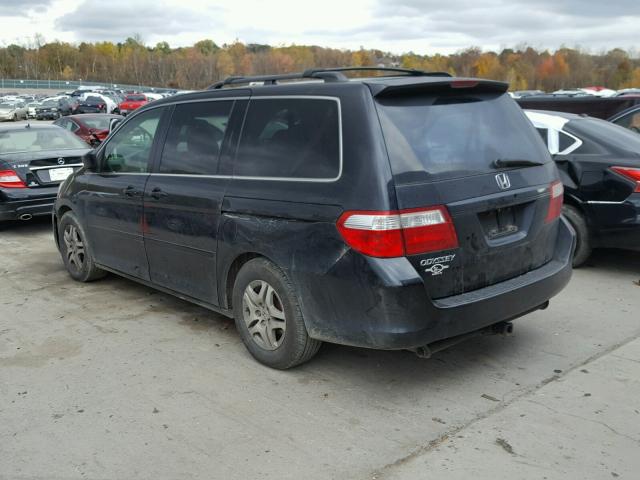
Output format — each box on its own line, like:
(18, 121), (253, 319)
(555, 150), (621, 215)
(493, 158), (545, 168)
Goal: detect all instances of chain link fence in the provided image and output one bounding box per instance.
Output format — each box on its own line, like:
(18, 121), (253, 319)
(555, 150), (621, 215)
(0, 78), (174, 93)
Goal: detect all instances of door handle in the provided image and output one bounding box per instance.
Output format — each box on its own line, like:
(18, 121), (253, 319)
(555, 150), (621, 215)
(150, 187), (168, 200)
(123, 185), (142, 197)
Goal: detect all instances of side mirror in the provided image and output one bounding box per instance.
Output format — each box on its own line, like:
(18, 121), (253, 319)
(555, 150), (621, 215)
(109, 118), (122, 133)
(82, 150), (98, 171)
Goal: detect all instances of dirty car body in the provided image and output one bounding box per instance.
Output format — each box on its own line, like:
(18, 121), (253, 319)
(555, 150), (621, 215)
(53, 70), (574, 367)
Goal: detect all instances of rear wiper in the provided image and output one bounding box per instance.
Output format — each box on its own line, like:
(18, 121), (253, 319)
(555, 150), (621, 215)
(493, 158), (545, 168)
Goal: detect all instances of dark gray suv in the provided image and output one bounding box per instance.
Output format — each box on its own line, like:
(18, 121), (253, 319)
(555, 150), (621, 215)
(53, 67), (575, 368)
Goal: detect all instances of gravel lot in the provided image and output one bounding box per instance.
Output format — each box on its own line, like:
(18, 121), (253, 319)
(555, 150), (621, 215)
(1, 216), (639, 479)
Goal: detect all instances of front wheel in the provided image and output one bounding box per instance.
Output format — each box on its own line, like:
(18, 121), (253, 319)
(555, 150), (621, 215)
(562, 204), (592, 267)
(58, 212), (106, 282)
(232, 258), (321, 369)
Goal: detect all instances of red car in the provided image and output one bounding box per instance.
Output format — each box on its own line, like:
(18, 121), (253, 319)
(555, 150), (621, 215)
(118, 94), (149, 116)
(53, 114), (123, 146)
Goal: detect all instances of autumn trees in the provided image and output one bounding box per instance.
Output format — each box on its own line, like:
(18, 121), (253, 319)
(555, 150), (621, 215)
(0, 38), (638, 91)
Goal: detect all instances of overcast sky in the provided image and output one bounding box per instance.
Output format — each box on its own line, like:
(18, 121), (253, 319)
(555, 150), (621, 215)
(1, 0), (638, 55)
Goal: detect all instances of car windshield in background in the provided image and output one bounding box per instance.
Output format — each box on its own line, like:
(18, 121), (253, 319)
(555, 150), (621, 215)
(568, 117), (640, 153)
(0, 103), (14, 108)
(42, 100), (57, 106)
(0, 128), (87, 154)
(126, 95), (146, 101)
(81, 117), (111, 130)
(85, 97), (103, 104)
(376, 92), (550, 181)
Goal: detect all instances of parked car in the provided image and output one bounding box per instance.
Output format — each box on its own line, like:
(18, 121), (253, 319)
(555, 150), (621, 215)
(512, 90), (545, 99)
(76, 96), (108, 114)
(517, 95), (640, 120)
(609, 105), (640, 134)
(53, 67), (574, 369)
(36, 99), (62, 120)
(0, 102), (28, 121)
(26, 102), (41, 119)
(526, 110), (640, 266)
(54, 113), (123, 146)
(0, 124), (90, 221)
(117, 94), (149, 116)
(58, 97), (79, 116)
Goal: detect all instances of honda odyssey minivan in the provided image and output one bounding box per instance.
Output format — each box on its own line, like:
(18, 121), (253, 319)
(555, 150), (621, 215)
(53, 67), (575, 368)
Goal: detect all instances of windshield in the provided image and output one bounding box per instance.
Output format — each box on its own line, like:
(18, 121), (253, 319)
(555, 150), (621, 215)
(42, 100), (56, 106)
(0, 128), (87, 154)
(0, 103), (14, 108)
(376, 92), (551, 181)
(85, 96), (103, 104)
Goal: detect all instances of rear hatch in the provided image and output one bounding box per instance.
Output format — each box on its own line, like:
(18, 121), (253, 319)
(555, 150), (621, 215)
(374, 80), (561, 299)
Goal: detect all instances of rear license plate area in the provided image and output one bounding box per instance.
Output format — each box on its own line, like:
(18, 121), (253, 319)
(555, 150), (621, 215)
(478, 206), (519, 239)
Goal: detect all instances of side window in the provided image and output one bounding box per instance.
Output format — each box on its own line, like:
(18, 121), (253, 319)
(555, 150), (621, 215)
(536, 128), (549, 147)
(102, 108), (163, 173)
(558, 131), (579, 153)
(235, 98), (340, 179)
(159, 101), (233, 175)
(613, 111), (640, 132)
(69, 121), (80, 133)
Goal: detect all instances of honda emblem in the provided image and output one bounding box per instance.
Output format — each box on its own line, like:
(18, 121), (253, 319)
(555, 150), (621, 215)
(495, 173), (511, 190)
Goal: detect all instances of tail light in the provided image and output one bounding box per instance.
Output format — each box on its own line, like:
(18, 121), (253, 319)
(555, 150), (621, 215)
(545, 180), (564, 223)
(337, 206), (459, 258)
(0, 169), (27, 188)
(611, 166), (640, 192)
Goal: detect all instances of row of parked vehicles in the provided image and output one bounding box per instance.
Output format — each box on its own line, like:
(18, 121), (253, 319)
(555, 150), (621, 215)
(0, 88), (169, 123)
(1, 67), (638, 369)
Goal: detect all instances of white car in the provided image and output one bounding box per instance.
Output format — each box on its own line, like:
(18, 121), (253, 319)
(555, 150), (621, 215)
(0, 102), (28, 121)
(26, 102), (41, 119)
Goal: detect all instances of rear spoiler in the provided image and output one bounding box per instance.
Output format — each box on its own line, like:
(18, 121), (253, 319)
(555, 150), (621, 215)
(368, 78), (509, 98)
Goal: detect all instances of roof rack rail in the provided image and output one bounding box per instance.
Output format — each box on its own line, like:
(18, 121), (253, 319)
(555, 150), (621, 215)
(207, 66), (451, 89)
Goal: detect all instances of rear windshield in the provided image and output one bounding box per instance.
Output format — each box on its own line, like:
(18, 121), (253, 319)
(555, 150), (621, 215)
(126, 95), (146, 101)
(376, 92), (550, 182)
(0, 128), (87, 154)
(81, 116), (111, 130)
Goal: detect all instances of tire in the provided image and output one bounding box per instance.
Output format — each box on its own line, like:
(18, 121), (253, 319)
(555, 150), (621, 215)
(232, 258), (321, 369)
(562, 204), (592, 267)
(58, 211), (106, 282)
(12, 113), (17, 122)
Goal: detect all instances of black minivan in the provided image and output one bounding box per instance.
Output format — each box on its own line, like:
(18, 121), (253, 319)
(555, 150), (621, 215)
(53, 68), (575, 368)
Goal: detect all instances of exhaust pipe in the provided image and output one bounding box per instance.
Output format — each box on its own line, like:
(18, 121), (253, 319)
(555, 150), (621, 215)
(412, 321), (514, 358)
(19, 213), (33, 221)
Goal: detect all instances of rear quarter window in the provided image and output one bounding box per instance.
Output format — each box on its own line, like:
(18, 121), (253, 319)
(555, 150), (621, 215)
(234, 98), (341, 180)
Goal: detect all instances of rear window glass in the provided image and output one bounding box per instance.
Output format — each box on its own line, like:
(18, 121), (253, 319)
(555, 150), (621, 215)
(376, 92), (550, 182)
(126, 95), (146, 102)
(0, 128), (87, 154)
(235, 98), (340, 180)
(568, 117), (640, 153)
(81, 116), (111, 130)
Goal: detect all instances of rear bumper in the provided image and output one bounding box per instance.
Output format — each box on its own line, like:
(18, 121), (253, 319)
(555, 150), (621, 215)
(302, 217), (575, 350)
(0, 187), (59, 221)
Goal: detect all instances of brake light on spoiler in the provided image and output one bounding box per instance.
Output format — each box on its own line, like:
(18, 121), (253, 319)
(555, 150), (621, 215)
(611, 166), (640, 192)
(0, 169), (26, 188)
(337, 206), (459, 258)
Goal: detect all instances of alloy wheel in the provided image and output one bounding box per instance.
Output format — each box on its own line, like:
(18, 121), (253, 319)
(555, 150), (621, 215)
(63, 225), (85, 271)
(242, 280), (287, 351)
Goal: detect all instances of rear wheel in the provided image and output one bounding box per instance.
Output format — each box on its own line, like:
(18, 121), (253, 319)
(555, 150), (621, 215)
(12, 113), (17, 121)
(58, 212), (106, 282)
(562, 204), (591, 267)
(232, 258), (321, 369)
